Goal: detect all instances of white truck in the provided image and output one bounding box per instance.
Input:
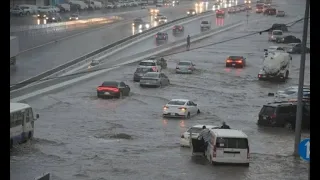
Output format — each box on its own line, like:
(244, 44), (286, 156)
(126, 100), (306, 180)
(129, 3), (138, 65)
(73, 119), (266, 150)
(10, 36), (19, 66)
(258, 52), (292, 82)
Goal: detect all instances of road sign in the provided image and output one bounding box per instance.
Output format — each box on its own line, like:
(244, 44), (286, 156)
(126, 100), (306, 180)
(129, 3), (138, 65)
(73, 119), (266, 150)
(298, 138), (310, 161)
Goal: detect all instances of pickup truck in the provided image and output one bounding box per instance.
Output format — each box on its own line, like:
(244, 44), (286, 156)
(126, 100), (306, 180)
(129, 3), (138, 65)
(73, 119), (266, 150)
(10, 36), (19, 66)
(200, 20), (211, 31)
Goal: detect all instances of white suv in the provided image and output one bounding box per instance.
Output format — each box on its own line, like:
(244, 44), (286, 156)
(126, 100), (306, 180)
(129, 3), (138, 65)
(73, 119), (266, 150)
(138, 60), (162, 72)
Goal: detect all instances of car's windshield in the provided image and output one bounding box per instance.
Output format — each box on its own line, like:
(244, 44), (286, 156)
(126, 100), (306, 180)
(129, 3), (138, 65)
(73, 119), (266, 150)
(102, 81), (118, 87)
(90, 61), (99, 66)
(168, 100), (186, 105)
(187, 127), (203, 133)
(71, 14), (78, 17)
(229, 56), (242, 60)
(139, 61), (156, 66)
(273, 31), (283, 35)
(201, 21), (209, 24)
(13, 7), (20, 10)
(178, 62), (191, 66)
(144, 73), (159, 77)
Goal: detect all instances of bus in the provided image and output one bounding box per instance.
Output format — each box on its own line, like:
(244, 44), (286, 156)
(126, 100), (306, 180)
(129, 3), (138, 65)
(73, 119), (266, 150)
(10, 103), (39, 148)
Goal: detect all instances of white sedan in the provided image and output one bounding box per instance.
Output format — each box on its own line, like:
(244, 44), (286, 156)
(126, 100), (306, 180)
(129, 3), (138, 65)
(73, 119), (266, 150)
(180, 125), (220, 147)
(163, 99), (200, 118)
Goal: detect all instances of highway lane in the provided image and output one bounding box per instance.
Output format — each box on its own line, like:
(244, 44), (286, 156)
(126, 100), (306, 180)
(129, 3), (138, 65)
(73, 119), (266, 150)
(10, 3), (196, 85)
(10, 14), (310, 180)
(11, 3), (195, 51)
(102, 10), (259, 64)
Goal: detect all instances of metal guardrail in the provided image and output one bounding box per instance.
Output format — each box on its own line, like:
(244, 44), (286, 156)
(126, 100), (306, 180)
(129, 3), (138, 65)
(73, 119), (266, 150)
(10, 10), (213, 91)
(10, 16), (123, 33)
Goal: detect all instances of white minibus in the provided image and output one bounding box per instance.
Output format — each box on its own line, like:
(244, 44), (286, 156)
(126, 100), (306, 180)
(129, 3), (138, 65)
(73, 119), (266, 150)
(10, 103), (39, 148)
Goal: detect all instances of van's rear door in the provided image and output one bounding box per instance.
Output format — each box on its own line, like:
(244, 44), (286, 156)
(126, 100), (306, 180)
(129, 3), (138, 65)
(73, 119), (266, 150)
(216, 138), (248, 160)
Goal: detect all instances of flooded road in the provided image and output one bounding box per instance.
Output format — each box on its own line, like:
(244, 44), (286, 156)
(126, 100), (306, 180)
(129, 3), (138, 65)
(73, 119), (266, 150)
(10, 0), (310, 179)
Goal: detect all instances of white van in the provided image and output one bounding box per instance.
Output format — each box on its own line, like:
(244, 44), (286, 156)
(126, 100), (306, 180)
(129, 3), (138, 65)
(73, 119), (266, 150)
(89, 1), (103, 9)
(17, 4), (38, 15)
(191, 129), (250, 166)
(69, 0), (88, 10)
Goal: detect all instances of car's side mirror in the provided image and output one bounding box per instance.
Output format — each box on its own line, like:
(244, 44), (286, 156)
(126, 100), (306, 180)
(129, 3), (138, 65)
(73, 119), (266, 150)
(36, 114), (39, 119)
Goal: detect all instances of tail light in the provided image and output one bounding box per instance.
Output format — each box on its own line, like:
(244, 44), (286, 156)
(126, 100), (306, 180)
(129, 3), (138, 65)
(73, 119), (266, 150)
(258, 74), (262, 78)
(173, 27), (176, 29)
(270, 113), (276, 119)
(236, 60), (242, 63)
(181, 134), (184, 138)
(179, 107), (186, 111)
(97, 86), (119, 92)
(163, 106), (169, 110)
(179, 27), (182, 30)
(156, 35), (158, 38)
(226, 59), (232, 63)
(213, 145), (217, 157)
(188, 66), (192, 70)
(152, 67), (157, 71)
(247, 146), (250, 159)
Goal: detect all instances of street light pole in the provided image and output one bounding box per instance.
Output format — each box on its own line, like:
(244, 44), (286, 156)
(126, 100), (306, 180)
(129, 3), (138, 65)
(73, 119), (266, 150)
(293, 0), (309, 156)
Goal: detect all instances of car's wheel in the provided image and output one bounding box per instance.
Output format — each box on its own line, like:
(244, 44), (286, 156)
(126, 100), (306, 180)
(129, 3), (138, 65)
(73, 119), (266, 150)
(285, 70), (289, 79)
(19, 12), (23, 16)
(26, 11), (30, 15)
(197, 109), (200, 114)
(186, 112), (190, 119)
(119, 92), (123, 99)
(284, 122), (294, 131)
(158, 83), (162, 88)
(28, 132), (32, 140)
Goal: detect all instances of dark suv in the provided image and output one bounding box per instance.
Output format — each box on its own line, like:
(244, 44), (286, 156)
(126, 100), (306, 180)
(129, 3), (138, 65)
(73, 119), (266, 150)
(257, 101), (310, 130)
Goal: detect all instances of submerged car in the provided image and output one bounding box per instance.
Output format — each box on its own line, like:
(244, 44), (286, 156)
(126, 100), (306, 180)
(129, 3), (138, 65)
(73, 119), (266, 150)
(286, 43), (310, 54)
(88, 59), (101, 69)
(133, 67), (154, 82)
(225, 56), (246, 68)
(139, 72), (170, 87)
(176, 61), (196, 74)
(180, 125), (219, 147)
(155, 32), (168, 43)
(172, 25), (184, 34)
(96, 81), (130, 98)
(276, 35), (301, 44)
(163, 99), (200, 118)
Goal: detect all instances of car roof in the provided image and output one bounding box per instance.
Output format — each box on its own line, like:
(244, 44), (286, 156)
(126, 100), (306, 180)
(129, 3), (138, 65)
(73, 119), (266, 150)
(264, 102), (295, 107)
(145, 72), (160, 75)
(269, 46), (280, 49)
(169, 99), (189, 102)
(178, 61), (192, 63)
(192, 125), (219, 129)
(210, 129), (248, 138)
(140, 60), (155, 63)
(10, 103), (31, 113)
(288, 43), (300, 46)
(272, 30), (283, 32)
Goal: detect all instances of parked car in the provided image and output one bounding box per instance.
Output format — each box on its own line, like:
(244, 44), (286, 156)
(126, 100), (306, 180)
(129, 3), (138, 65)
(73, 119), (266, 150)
(10, 7), (27, 16)
(106, 2), (115, 8)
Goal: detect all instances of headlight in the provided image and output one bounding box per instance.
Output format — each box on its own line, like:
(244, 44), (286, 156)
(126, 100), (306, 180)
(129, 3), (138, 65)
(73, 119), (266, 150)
(37, 14), (40, 17)
(192, 12), (195, 14)
(139, 24), (142, 28)
(44, 15), (46, 17)
(132, 23), (134, 26)
(145, 24), (150, 28)
(164, 20), (167, 22)
(46, 17), (48, 19)
(69, 17), (71, 20)
(52, 17), (55, 20)
(187, 12), (190, 14)
(76, 17), (78, 20)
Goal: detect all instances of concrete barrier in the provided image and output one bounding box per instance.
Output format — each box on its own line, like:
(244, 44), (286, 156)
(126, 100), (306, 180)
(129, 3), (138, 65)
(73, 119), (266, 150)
(11, 21), (244, 102)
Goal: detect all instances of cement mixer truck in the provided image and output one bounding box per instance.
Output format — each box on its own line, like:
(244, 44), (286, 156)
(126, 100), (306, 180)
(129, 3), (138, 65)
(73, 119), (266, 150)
(258, 51), (292, 82)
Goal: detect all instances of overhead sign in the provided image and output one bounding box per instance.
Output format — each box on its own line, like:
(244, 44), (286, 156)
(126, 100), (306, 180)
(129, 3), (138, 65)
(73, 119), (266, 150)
(298, 138), (310, 161)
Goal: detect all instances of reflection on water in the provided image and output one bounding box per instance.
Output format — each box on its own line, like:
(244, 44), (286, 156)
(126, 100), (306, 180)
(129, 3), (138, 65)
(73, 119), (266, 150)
(37, 19), (47, 25)
(216, 17), (225, 26)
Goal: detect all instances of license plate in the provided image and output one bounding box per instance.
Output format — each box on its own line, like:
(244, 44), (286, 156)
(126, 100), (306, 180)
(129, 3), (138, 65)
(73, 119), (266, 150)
(146, 82), (150, 84)
(232, 64), (236, 66)
(263, 116), (267, 120)
(171, 113), (174, 115)
(104, 92), (110, 95)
